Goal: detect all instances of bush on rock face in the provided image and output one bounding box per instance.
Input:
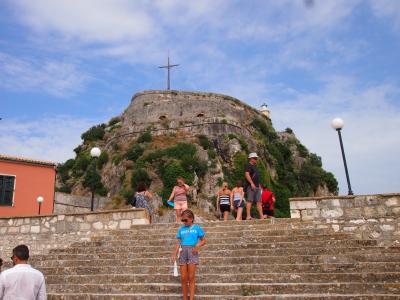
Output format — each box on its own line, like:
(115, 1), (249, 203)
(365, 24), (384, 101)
(137, 130), (152, 143)
(81, 124), (106, 142)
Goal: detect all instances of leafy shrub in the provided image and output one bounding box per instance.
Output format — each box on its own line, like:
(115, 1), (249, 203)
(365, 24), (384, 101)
(83, 166), (106, 195)
(57, 159), (75, 183)
(197, 135), (213, 150)
(160, 160), (191, 200)
(309, 153), (322, 167)
(56, 185), (72, 193)
(81, 124), (106, 142)
(73, 145), (83, 155)
(207, 149), (217, 159)
(270, 183), (291, 218)
(323, 171), (339, 194)
(297, 143), (309, 157)
(97, 152), (109, 169)
(251, 117), (277, 140)
(137, 130), (152, 143)
(285, 128), (293, 134)
(72, 154), (90, 176)
(108, 117), (121, 126)
(131, 168), (152, 191)
(112, 154), (122, 165)
(125, 144), (144, 161)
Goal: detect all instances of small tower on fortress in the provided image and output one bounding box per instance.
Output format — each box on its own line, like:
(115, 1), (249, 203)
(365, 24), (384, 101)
(260, 102), (270, 118)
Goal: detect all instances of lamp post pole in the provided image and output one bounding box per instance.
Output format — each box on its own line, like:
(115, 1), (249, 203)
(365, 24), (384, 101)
(90, 147), (101, 211)
(37, 196), (44, 215)
(331, 118), (353, 195)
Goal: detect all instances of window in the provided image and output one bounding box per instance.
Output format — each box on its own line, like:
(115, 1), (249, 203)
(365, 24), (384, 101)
(0, 175), (15, 206)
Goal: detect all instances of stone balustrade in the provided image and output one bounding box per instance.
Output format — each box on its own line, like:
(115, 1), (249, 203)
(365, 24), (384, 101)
(290, 193), (400, 244)
(0, 208), (149, 256)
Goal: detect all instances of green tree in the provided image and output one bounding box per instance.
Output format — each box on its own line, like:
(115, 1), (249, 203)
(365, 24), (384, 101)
(83, 164), (106, 194)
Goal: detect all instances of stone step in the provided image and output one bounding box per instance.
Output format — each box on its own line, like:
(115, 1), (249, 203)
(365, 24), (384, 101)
(92, 230), (354, 243)
(66, 234), (356, 248)
(86, 219), (314, 235)
(46, 282), (400, 295)
(94, 224), (332, 238)
(124, 218), (304, 229)
(38, 262), (400, 276)
(98, 225), (330, 236)
(44, 272), (400, 284)
(32, 253), (400, 268)
(47, 293), (400, 300)
(94, 228), (334, 240)
(36, 246), (396, 261)
(50, 239), (379, 254)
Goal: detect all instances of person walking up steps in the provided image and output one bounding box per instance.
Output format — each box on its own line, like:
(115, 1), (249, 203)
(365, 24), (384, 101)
(244, 152), (265, 220)
(133, 181), (153, 223)
(171, 210), (206, 300)
(217, 181), (232, 221)
(231, 180), (245, 221)
(168, 177), (190, 222)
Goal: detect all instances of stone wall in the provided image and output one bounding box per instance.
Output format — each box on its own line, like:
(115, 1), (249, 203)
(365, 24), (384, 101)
(0, 208), (149, 257)
(289, 193), (400, 245)
(54, 192), (110, 214)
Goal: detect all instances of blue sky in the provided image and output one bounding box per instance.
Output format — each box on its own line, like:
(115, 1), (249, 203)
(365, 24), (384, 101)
(0, 0), (399, 195)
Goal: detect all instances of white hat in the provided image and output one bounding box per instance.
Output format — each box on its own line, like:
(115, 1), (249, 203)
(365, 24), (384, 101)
(248, 152), (259, 159)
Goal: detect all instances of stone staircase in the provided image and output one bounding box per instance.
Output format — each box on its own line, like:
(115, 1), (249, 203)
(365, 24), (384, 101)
(30, 219), (399, 299)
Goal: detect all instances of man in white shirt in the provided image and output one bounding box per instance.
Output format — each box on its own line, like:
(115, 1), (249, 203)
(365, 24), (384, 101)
(0, 244), (47, 300)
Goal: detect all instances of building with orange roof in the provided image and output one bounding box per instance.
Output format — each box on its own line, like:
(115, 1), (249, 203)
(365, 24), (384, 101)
(0, 154), (56, 217)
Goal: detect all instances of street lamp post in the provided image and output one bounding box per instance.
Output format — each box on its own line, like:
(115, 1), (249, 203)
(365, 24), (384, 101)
(37, 196), (44, 215)
(90, 147), (101, 211)
(331, 118), (354, 195)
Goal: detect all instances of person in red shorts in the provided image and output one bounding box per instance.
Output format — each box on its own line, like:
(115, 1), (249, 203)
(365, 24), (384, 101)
(261, 186), (276, 218)
(168, 177), (190, 222)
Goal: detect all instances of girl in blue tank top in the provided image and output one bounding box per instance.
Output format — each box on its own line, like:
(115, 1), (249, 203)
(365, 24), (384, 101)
(171, 210), (206, 300)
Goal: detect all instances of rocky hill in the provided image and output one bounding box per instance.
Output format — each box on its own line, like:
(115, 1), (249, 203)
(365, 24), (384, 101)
(57, 90), (338, 218)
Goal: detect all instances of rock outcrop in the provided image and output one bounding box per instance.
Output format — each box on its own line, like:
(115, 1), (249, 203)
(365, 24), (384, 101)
(57, 90), (338, 219)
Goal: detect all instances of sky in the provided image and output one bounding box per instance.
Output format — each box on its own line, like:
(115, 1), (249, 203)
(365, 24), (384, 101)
(0, 0), (399, 196)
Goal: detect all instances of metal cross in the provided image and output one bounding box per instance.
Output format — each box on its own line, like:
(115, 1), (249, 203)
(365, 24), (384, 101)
(158, 55), (179, 90)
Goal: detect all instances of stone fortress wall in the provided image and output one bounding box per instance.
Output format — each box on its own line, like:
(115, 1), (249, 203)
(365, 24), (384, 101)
(290, 193), (400, 245)
(110, 90), (266, 143)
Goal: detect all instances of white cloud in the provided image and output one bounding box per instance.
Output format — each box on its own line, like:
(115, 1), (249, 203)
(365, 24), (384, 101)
(0, 52), (89, 97)
(370, 0), (400, 32)
(11, 0), (156, 43)
(0, 116), (96, 163)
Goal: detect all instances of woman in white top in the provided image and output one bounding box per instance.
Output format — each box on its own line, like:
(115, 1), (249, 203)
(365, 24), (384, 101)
(231, 180), (245, 221)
